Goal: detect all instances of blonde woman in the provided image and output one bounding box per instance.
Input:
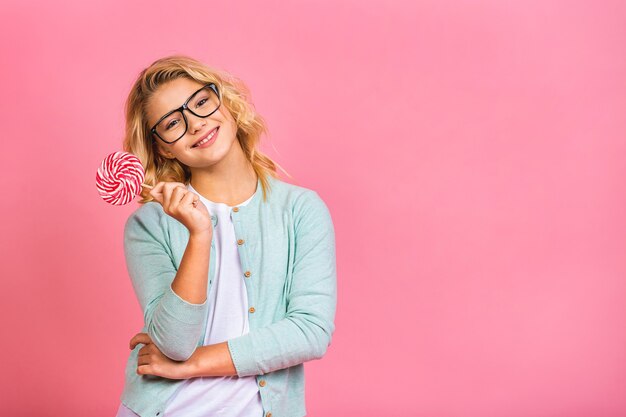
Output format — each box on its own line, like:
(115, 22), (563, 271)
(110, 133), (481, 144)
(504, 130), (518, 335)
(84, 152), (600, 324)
(115, 55), (337, 417)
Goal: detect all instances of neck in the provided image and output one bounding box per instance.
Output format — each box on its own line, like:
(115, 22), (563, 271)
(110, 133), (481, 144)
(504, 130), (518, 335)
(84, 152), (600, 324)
(189, 141), (258, 206)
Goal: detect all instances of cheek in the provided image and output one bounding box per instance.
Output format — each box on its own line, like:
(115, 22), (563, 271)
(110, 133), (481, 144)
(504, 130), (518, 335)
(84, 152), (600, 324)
(156, 145), (170, 157)
(216, 124), (237, 147)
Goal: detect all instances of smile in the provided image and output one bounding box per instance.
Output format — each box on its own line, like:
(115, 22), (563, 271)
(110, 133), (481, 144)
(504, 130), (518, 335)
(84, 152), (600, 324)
(192, 126), (219, 148)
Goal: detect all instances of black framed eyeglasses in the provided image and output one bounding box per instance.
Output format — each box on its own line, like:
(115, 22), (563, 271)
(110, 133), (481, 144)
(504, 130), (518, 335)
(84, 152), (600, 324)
(150, 83), (222, 144)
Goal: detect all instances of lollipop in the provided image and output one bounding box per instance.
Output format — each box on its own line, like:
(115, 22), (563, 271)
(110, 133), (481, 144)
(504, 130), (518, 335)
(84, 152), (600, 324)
(96, 151), (153, 205)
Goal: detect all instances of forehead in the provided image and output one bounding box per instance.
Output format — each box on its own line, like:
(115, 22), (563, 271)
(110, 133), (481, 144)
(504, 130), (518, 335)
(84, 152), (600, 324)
(147, 78), (206, 125)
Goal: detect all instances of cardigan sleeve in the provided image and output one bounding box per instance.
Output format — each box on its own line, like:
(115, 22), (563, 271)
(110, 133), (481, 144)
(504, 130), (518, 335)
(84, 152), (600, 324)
(123, 203), (208, 361)
(227, 190), (337, 376)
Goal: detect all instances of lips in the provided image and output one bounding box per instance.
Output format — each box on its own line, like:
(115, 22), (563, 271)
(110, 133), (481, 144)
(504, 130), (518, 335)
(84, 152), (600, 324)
(192, 126), (219, 148)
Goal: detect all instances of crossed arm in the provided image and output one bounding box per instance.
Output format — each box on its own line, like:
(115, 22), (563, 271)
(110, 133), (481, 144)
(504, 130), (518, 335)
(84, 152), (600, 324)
(130, 334), (236, 379)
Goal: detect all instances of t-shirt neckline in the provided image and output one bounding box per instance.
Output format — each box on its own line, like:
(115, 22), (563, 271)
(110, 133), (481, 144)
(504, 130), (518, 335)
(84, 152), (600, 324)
(187, 182), (257, 209)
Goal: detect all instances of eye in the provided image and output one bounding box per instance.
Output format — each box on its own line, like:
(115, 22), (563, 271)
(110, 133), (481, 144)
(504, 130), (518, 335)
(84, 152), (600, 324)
(166, 119), (179, 130)
(196, 98), (208, 107)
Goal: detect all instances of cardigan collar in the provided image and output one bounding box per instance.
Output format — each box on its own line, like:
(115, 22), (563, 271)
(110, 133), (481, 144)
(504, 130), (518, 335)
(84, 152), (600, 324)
(187, 175), (271, 227)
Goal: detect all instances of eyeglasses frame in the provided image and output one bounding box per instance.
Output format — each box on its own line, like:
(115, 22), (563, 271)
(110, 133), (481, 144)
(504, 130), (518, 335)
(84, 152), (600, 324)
(150, 83), (222, 145)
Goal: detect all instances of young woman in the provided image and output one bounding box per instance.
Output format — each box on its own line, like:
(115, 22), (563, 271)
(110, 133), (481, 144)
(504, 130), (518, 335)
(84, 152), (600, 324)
(115, 55), (337, 417)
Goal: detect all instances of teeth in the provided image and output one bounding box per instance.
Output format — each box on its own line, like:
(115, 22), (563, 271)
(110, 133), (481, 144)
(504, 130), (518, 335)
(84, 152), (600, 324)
(193, 128), (217, 147)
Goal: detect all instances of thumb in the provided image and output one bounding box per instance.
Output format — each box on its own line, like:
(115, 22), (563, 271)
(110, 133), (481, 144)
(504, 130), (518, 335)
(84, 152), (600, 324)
(149, 182), (165, 205)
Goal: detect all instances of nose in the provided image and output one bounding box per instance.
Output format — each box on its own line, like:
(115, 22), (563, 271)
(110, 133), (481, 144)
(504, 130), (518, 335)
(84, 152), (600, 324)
(186, 111), (207, 134)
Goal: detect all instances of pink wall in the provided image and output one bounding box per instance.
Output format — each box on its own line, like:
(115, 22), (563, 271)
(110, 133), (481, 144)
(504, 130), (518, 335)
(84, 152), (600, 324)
(1, 1), (625, 416)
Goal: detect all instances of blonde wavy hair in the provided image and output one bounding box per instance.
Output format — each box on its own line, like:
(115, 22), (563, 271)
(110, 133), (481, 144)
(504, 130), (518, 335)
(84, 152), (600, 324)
(122, 54), (290, 204)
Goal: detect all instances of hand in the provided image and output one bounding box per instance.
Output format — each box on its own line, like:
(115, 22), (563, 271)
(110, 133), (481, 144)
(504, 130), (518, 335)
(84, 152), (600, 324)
(149, 181), (213, 237)
(129, 332), (194, 380)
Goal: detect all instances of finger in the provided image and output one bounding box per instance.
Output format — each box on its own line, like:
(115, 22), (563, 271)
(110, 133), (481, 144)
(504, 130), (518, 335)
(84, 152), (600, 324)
(149, 182), (165, 205)
(169, 185), (189, 210)
(129, 332), (150, 345)
(129, 332), (152, 349)
(137, 353), (152, 365)
(138, 341), (156, 354)
(137, 364), (152, 375)
(163, 182), (187, 211)
(180, 189), (198, 209)
(162, 182), (175, 209)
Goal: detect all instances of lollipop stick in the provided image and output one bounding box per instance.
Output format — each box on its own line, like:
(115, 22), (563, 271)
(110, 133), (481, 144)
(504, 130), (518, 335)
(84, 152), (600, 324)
(141, 183), (154, 190)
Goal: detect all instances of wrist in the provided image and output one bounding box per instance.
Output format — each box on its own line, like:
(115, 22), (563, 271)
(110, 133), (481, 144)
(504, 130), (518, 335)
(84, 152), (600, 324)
(189, 231), (212, 243)
(186, 347), (205, 378)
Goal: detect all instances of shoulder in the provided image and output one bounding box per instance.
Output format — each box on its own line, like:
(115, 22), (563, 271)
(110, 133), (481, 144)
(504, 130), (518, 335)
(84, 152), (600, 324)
(268, 176), (329, 209)
(267, 177), (333, 230)
(125, 201), (164, 224)
(124, 201), (167, 238)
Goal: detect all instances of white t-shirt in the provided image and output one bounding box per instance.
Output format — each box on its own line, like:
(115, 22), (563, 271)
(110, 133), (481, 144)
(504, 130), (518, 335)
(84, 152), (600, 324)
(117, 184), (263, 417)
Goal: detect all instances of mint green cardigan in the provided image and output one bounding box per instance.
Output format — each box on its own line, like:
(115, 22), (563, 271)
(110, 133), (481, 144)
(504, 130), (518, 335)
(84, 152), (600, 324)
(119, 175), (337, 417)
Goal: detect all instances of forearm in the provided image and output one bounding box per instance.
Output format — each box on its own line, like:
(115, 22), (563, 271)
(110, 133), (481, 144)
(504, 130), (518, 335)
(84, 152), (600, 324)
(185, 314), (333, 378)
(187, 342), (238, 377)
(226, 314), (334, 377)
(170, 233), (211, 303)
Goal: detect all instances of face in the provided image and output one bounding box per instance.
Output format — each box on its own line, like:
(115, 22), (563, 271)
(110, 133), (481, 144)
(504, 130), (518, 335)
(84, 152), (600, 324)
(145, 77), (239, 168)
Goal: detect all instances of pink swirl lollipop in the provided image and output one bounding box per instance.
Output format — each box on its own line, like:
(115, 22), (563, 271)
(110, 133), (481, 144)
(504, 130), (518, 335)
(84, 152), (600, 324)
(96, 151), (153, 205)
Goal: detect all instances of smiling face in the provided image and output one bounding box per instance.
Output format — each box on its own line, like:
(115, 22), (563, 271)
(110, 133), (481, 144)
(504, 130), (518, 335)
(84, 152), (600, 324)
(145, 77), (239, 169)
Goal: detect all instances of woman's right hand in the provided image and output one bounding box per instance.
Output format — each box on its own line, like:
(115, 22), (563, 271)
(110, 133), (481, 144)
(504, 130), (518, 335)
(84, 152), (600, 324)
(149, 182), (212, 238)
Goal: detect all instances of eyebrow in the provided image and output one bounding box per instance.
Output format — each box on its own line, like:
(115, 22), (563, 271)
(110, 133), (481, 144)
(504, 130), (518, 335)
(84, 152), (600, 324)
(152, 87), (202, 127)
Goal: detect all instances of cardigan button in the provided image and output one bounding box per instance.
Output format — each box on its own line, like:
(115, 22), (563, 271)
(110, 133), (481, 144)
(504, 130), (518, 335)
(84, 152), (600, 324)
(249, 307), (255, 313)
(237, 239), (245, 245)
(233, 207), (239, 212)
(259, 379), (266, 387)
(244, 271), (251, 278)
(266, 412), (272, 417)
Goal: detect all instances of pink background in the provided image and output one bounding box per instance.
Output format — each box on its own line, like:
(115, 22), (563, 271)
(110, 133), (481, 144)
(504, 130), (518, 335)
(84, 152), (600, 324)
(1, 1), (625, 416)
